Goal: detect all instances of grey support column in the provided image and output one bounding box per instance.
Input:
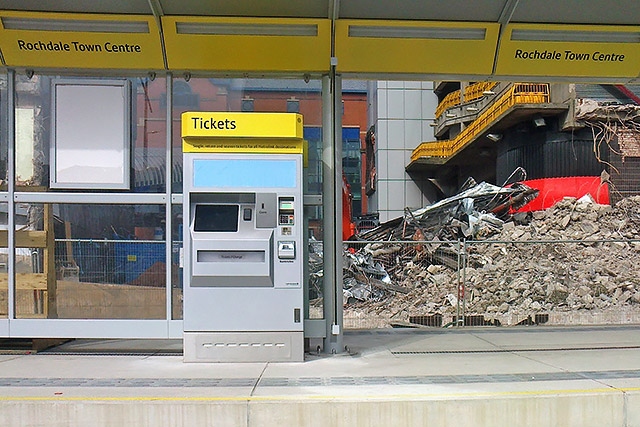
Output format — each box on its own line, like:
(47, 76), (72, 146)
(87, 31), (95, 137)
(332, 74), (344, 353)
(321, 72), (344, 354)
(7, 69), (15, 321)
(165, 73), (173, 321)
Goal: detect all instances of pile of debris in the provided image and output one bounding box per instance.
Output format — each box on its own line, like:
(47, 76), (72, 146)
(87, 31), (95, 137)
(341, 194), (640, 327)
(358, 177), (538, 242)
(310, 178), (640, 327)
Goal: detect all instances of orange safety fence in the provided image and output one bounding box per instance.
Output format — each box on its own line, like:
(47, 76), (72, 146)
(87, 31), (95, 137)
(434, 81), (499, 119)
(463, 81), (498, 103)
(434, 89), (461, 118)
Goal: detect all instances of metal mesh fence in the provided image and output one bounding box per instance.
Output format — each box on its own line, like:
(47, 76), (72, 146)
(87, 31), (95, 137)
(55, 239), (170, 286)
(45, 237), (640, 326)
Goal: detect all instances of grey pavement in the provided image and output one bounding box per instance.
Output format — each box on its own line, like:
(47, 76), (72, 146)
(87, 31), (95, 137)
(0, 325), (639, 426)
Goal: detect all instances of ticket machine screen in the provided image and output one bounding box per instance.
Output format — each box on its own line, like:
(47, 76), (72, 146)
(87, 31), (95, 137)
(194, 205), (239, 232)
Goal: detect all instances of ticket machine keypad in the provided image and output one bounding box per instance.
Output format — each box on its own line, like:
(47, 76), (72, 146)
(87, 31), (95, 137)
(278, 197), (295, 226)
(279, 214), (294, 225)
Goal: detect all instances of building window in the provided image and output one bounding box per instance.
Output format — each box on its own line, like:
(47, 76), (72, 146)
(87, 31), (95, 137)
(161, 80), (199, 110)
(364, 125), (376, 195)
(286, 98), (300, 113)
(241, 97), (254, 112)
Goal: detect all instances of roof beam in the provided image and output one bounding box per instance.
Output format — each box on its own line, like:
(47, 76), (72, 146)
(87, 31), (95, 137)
(147, 0), (168, 70)
(491, 0), (520, 76)
(329, 0), (339, 56)
(329, 0), (340, 21)
(498, 0), (520, 27)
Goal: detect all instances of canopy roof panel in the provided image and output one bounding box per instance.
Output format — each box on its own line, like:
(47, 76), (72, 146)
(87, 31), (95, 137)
(1, 0), (638, 24)
(0, 1), (638, 80)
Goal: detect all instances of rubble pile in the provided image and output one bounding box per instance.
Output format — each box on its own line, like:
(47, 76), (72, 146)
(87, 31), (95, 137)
(339, 194), (640, 327)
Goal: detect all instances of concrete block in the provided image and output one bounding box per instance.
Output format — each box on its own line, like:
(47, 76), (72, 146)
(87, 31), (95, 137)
(247, 392), (625, 427)
(0, 400), (247, 427)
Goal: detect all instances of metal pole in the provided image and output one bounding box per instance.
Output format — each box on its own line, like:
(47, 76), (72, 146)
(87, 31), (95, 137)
(321, 73), (343, 354)
(165, 73), (173, 324)
(456, 239), (461, 327)
(461, 239), (467, 327)
(7, 69), (15, 322)
(321, 75), (333, 350)
(333, 74), (344, 352)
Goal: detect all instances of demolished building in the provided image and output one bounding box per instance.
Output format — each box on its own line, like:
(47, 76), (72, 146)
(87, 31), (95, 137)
(358, 82), (640, 328)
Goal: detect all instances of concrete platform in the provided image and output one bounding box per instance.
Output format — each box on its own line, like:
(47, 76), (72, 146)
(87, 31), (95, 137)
(0, 325), (639, 426)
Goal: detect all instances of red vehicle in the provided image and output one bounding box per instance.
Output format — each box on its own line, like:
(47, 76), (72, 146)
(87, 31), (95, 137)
(342, 174), (357, 241)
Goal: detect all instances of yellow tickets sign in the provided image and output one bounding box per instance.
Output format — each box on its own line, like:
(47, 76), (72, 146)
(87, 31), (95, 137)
(182, 112), (305, 154)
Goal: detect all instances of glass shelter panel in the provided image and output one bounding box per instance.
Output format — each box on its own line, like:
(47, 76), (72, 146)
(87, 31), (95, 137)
(14, 74), (44, 188)
(14, 74), (167, 193)
(0, 73), (7, 319)
(0, 72), (7, 186)
(15, 203), (166, 319)
(133, 76), (168, 193)
(14, 202), (47, 319)
(0, 202), (7, 319)
(171, 204), (182, 320)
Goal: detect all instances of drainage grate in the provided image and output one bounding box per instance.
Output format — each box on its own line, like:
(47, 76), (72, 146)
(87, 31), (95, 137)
(257, 369), (640, 387)
(1, 369), (639, 388)
(36, 351), (183, 357)
(391, 345), (640, 355)
(0, 378), (256, 388)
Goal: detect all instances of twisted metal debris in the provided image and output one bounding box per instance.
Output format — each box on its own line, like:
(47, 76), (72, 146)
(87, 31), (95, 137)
(356, 178), (538, 242)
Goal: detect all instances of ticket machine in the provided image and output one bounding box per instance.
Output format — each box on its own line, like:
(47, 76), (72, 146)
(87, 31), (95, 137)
(182, 112), (305, 362)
